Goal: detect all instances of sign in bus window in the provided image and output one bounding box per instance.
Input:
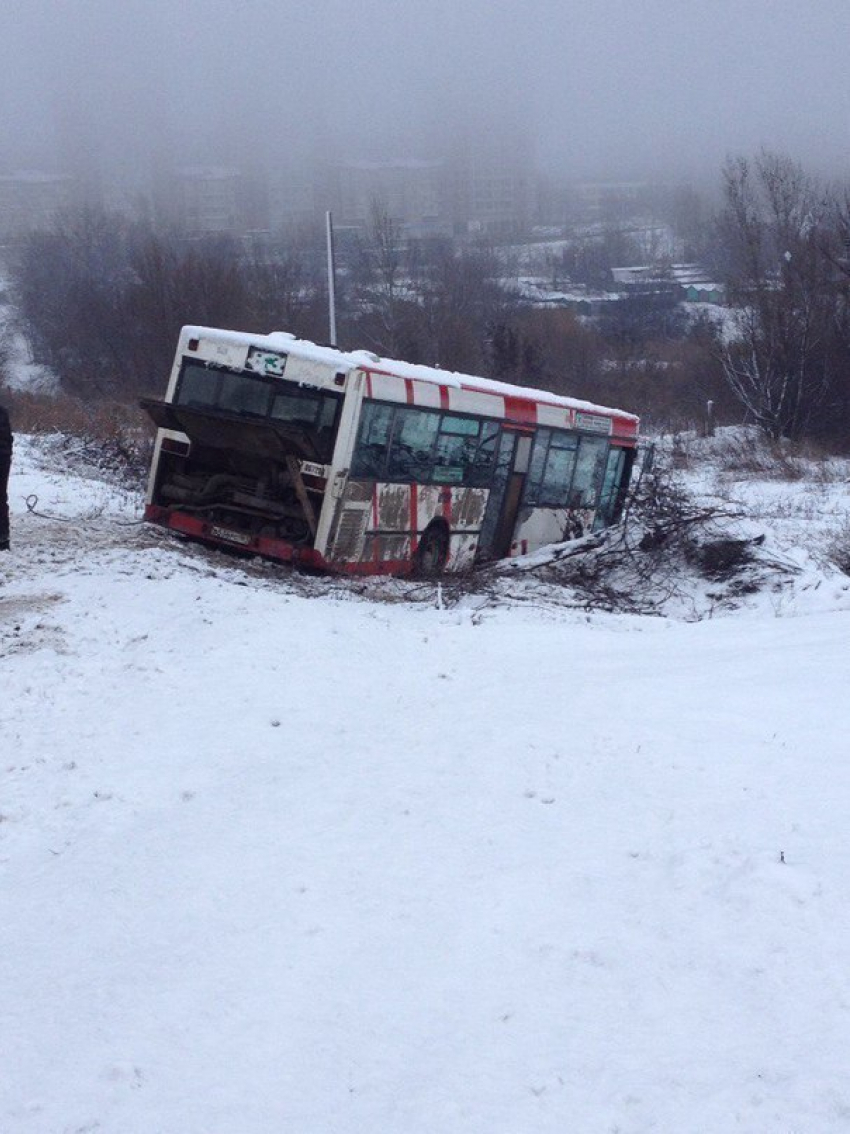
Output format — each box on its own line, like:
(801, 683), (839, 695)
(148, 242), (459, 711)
(245, 346), (287, 377)
(433, 433), (475, 482)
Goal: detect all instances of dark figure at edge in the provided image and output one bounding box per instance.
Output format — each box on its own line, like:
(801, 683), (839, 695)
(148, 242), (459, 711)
(0, 401), (12, 551)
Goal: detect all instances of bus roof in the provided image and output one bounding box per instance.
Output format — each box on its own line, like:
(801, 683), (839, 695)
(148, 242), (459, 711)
(181, 325), (640, 426)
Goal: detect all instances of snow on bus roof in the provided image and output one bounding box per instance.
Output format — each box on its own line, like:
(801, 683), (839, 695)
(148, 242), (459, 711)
(183, 325), (639, 424)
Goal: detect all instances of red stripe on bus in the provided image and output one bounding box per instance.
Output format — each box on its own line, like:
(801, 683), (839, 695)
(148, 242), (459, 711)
(612, 415), (639, 440)
(147, 507), (327, 568)
(341, 558), (412, 576)
(361, 365), (400, 380)
(404, 378), (415, 404)
(410, 484), (418, 547)
(439, 386), (450, 410)
(503, 395), (537, 425)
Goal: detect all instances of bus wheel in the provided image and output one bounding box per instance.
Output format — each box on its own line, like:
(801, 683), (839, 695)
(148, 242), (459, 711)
(413, 520), (449, 577)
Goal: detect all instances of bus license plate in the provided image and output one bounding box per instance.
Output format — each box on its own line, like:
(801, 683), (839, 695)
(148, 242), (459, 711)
(210, 525), (252, 546)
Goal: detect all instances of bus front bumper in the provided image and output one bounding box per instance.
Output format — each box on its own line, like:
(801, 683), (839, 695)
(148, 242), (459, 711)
(143, 504), (329, 570)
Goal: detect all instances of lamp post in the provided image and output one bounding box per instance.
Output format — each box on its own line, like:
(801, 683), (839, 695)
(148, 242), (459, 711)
(326, 211), (337, 346)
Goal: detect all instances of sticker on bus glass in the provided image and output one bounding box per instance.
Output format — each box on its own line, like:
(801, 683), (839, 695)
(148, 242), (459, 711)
(246, 347), (288, 377)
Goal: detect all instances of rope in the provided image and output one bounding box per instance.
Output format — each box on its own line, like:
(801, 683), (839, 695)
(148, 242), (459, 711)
(24, 494), (147, 527)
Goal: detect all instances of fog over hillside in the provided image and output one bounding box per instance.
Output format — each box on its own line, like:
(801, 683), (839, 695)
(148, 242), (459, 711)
(2, 0), (850, 186)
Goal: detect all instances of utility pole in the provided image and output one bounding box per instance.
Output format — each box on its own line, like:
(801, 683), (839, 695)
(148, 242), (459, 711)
(325, 211), (337, 346)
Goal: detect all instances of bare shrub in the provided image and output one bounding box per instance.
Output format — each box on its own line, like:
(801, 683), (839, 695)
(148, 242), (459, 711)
(0, 323), (12, 387)
(707, 430), (849, 485)
(476, 451), (799, 618)
(713, 433), (807, 480)
(686, 535), (763, 579)
(826, 520), (850, 576)
(0, 388), (153, 484)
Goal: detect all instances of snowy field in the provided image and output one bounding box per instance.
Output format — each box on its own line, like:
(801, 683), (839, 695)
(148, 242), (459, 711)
(2, 434), (850, 1133)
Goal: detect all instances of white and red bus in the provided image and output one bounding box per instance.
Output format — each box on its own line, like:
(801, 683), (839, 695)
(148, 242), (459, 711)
(141, 325), (639, 575)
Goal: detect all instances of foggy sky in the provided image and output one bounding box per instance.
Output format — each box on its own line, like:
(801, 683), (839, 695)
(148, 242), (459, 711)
(3, 0), (850, 187)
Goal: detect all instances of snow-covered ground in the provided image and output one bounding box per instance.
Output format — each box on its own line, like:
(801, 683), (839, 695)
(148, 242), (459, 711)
(2, 433), (850, 1133)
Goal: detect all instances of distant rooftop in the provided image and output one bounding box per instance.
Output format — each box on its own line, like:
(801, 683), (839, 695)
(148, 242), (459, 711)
(174, 166), (242, 180)
(0, 170), (74, 184)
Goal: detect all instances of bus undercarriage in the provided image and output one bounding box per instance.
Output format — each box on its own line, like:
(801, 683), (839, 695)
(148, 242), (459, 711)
(141, 398), (326, 554)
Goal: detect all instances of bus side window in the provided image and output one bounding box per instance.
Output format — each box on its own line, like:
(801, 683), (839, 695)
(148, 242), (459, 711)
(525, 429), (578, 506)
(386, 408), (440, 480)
(351, 402), (394, 478)
(432, 414), (481, 484)
(467, 420), (500, 486)
(594, 447), (627, 530)
(541, 439), (578, 505)
(569, 437), (608, 508)
(524, 429), (551, 504)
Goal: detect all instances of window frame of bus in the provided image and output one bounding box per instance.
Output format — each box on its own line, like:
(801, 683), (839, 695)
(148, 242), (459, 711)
(593, 446), (629, 530)
(350, 400), (501, 487)
(524, 426), (612, 510)
(174, 359), (342, 434)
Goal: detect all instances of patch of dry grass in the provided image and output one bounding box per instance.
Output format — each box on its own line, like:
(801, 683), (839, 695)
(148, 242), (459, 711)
(0, 387), (154, 483)
(826, 519), (850, 576)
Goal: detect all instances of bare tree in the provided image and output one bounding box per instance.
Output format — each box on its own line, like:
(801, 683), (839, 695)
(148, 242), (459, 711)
(242, 250), (322, 338)
(13, 207), (131, 397)
(422, 243), (516, 374)
(12, 209), (322, 400)
(714, 152), (838, 440)
(350, 199), (415, 358)
(117, 229), (257, 397)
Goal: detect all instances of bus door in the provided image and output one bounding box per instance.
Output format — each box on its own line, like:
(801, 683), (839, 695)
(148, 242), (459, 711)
(478, 428), (533, 560)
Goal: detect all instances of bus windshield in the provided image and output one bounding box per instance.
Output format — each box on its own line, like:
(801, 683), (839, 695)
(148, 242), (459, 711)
(176, 360), (341, 434)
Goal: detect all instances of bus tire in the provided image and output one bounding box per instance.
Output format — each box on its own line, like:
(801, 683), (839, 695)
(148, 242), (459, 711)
(413, 520), (450, 577)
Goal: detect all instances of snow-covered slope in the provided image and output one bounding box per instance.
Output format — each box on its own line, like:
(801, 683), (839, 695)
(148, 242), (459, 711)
(0, 286), (59, 394)
(2, 435), (850, 1133)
